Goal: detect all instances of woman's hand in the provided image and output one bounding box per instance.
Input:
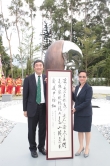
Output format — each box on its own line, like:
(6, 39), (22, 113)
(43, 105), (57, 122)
(72, 86), (75, 92)
(72, 108), (76, 114)
(44, 78), (47, 83)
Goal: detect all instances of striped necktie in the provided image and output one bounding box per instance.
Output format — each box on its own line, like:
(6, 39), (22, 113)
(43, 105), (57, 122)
(36, 76), (41, 104)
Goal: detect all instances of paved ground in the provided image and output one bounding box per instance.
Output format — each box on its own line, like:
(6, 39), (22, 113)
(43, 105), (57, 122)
(0, 123), (110, 166)
(0, 98), (110, 166)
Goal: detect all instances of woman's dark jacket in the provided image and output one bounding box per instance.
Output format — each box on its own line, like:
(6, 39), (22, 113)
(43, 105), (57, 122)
(72, 83), (93, 116)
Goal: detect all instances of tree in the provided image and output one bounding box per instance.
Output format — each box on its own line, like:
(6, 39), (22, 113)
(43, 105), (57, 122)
(78, 28), (104, 75)
(40, 0), (70, 40)
(42, 21), (52, 51)
(100, 39), (110, 85)
(0, 36), (10, 76)
(13, 26), (40, 75)
(40, 0), (55, 39)
(8, 0), (28, 79)
(24, 0), (37, 60)
(0, 0), (13, 75)
(13, 66), (22, 78)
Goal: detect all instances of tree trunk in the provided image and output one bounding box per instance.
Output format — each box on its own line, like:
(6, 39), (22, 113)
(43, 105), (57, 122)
(15, 9), (23, 79)
(41, 13), (44, 60)
(8, 36), (13, 76)
(30, 9), (33, 60)
(70, 6), (72, 42)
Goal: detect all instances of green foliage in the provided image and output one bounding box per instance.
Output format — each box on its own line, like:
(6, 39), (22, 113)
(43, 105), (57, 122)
(26, 58), (33, 75)
(0, 36), (4, 55)
(87, 78), (107, 86)
(42, 21), (52, 50)
(13, 66), (22, 78)
(25, 0), (36, 11)
(40, 0), (70, 40)
(0, 36), (11, 76)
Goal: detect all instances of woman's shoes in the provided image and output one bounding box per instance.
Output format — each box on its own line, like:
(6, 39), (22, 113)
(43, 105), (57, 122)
(84, 153), (89, 158)
(75, 147), (84, 156)
(84, 149), (89, 158)
(75, 148), (89, 158)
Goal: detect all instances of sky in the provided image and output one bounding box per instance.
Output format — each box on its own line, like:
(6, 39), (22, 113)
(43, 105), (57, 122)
(1, 0), (44, 64)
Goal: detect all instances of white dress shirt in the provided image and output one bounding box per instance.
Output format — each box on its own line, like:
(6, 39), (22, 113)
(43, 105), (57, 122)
(77, 87), (81, 96)
(35, 73), (45, 103)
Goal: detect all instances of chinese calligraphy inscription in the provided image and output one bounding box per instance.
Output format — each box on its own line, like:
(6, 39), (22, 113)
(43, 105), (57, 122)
(51, 77), (69, 151)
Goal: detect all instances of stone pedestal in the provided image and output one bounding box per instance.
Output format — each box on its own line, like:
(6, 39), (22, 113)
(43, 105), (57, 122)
(2, 94), (12, 102)
(106, 95), (110, 100)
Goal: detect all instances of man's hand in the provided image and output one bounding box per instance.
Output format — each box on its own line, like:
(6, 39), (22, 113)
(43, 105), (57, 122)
(24, 111), (28, 117)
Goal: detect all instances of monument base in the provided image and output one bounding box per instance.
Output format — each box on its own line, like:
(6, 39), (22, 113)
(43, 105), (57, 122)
(106, 95), (110, 100)
(2, 94), (12, 102)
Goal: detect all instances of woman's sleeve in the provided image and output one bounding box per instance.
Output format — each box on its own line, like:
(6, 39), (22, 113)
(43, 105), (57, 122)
(74, 86), (93, 112)
(72, 92), (75, 102)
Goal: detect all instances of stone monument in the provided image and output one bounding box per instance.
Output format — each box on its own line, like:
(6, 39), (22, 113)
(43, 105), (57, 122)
(44, 40), (83, 85)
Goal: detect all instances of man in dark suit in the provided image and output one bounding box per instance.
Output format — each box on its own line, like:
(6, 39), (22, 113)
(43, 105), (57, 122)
(23, 60), (46, 158)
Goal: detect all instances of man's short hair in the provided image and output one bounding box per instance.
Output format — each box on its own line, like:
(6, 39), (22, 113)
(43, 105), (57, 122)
(33, 59), (44, 67)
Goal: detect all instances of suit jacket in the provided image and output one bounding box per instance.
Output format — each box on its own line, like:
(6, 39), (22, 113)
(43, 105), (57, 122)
(23, 73), (46, 117)
(72, 83), (93, 116)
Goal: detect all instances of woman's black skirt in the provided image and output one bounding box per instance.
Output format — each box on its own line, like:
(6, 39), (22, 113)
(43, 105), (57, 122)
(73, 114), (92, 132)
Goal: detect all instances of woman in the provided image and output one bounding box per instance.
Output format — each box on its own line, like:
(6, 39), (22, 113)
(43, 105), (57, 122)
(72, 70), (93, 158)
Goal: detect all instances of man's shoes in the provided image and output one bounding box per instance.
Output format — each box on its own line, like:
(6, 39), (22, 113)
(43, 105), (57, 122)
(39, 148), (46, 155)
(31, 151), (38, 158)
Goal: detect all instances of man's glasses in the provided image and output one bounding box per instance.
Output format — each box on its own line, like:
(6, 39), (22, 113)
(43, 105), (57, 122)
(79, 76), (86, 78)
